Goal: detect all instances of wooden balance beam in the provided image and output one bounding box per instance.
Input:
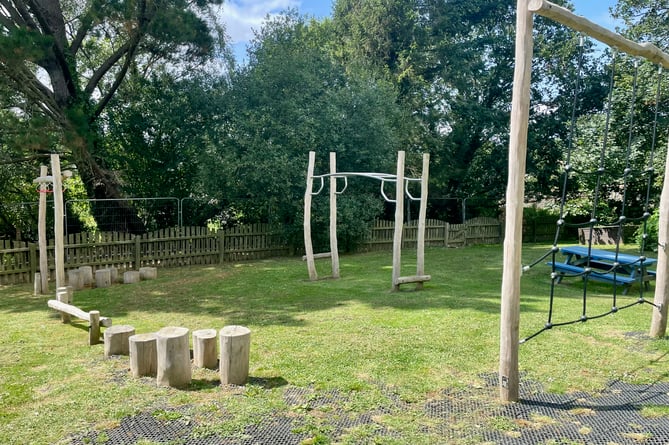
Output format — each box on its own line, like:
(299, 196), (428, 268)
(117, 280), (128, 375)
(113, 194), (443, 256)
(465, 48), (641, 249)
(47, 299), (112, 345)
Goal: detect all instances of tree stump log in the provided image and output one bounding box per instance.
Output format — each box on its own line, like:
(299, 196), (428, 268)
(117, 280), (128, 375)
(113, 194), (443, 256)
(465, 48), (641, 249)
(104, 325), (135, 357)
(219, 325), (251, 385)
(156, 326), (191, 388)
(95, 269), (111, 288)
(123, 271), (140, 284)
(55, 286), (73, 323)
(139, 267), (157, 280)
(67, 269), (84, 290)
(79, 266), (93, 287)
(129, 333), (158, 378)
(193, 329), (218, 369)
(107, 266), (119, 283)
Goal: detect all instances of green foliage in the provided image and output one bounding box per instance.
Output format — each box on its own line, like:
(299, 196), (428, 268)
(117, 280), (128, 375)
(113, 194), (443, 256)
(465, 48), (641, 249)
(635, 210), (659, 252)
(199, 12), (413, 248)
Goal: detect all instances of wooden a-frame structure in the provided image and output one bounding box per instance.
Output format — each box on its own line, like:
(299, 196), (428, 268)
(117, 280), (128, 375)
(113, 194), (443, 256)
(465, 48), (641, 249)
(303, 150), (431, 291)
(501, 0), (669, 402)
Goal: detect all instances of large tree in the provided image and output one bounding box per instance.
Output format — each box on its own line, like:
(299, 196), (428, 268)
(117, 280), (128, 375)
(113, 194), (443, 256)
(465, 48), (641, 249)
(0, 0), (225, 207)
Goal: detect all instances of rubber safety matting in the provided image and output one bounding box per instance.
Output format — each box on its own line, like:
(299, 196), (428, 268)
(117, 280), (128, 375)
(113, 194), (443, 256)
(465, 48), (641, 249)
(69, 375), (669, 444)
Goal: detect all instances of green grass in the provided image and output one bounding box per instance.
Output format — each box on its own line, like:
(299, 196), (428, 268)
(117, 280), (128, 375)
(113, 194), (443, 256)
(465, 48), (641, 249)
(1, 244), (668, 444)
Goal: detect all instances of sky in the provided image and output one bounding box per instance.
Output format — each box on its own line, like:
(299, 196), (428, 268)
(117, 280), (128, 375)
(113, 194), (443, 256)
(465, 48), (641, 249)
(221, 0), (622, 62)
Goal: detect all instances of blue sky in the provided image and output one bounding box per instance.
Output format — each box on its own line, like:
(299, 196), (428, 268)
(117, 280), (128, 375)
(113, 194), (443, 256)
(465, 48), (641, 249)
(222, 0), (621, 62)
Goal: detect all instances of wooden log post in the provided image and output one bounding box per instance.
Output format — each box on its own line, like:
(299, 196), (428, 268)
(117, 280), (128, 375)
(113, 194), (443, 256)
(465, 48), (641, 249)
(55, 286), (72, 323)
(123, 270), (141, 284)
(68, 269), (84, 290)
(129, 333), (158, 378)
(650, 137), (669, 337)
(104, 325), (136, 357)
(34, 273), (42, 296)
(51, 154), (65, 290)
(139, 267), (157, 280)
(415, 153), (430, 290)
(391, 151), (406, 291)
(95, 269), (111, 288)
(37, 165), (49, 294)
(304, 151), (318, 281)
(500, 0), (534, 403)
(89, 311), (101, 345)
(107, 266), (119, 283)
(193, 328), (218, 369)
(329, 152), (340, 279)
(156, 326), (192, 388)
(219, 325), (251, 385)
(79, 266), (93, 287)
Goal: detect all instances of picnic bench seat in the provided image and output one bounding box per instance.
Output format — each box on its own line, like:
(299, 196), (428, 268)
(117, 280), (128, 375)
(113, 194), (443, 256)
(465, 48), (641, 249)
(547, 261), (637, 293)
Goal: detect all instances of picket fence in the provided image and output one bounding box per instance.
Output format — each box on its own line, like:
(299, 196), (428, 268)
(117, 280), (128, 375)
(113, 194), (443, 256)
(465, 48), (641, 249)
(0, 218), (504, 285)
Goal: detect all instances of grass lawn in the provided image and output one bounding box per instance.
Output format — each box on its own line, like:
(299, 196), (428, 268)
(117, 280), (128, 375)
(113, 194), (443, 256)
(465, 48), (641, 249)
(1, 244), (668, 444)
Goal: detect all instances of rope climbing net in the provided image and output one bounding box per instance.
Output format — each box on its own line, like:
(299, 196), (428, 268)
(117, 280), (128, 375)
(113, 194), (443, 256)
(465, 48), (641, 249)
(521, 41), (665, 344)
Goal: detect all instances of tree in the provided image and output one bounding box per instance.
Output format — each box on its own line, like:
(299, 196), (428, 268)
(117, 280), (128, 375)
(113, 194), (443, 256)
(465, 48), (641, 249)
(200, 12), (415, 250)
(0, 0), (226, 212)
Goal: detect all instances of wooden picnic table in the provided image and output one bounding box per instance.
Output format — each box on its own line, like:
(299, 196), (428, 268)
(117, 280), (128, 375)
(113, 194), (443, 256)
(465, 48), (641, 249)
(549, 245), (656, 294)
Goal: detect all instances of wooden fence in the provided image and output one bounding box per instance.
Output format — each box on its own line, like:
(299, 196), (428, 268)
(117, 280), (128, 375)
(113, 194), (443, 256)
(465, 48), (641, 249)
(0, 224), (289, 285)
(0, 218), (508, 285)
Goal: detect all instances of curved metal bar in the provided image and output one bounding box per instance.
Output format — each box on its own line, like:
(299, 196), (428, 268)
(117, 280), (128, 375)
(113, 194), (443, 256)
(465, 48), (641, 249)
(311, 176), (325, 196)
(380, 179), (396, 203)
(405, 178), (423, 201)
(335, 176), (348, 195)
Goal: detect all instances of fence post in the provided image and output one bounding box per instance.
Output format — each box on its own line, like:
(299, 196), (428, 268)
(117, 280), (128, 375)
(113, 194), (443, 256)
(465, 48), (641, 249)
(444, 222), (450, 247)
(134, 235), (141, 269)
(218, 229), (225, 264)
(29, 243), (37, 282)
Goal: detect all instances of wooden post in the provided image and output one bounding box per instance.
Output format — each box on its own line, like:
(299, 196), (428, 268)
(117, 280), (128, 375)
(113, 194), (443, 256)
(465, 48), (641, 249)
(95, 269), (111, 288)
(68, 269), (84, 290)
(329, 152), (340, 279)
(56, 286), (71, 323)
(134, 235), (141, 269)
(219, 325), (251, 385)
(218, 229), (225, 264)
(123, 270), (140, 284)
(650, 138), (669, 337)
(392, 151), (406, 291)
(500, 0), (534, 403)
(528, 0), (669, 69)
(304, 151), (318, 281)
(416, 153), (430, 290)
(51, 154), (65, 290)
(129, 333), (158, 377)
(139, 266), (157, 280)
(156, 326), (191, 388)
(79, 266), (93, 287)
(88, 310), (101, 345)
(193, 328), (218, 369)
(104, 325), (136, 357)
(38, 165), (49, 294)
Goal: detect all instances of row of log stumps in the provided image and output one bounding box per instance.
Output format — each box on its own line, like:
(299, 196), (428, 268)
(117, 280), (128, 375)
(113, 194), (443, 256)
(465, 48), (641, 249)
(104, 324), (251, 388)
(64, 266), (158, 290)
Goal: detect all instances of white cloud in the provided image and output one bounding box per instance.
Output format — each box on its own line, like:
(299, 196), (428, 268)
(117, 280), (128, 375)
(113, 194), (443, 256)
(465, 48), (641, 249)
(218, 0), (301, 43)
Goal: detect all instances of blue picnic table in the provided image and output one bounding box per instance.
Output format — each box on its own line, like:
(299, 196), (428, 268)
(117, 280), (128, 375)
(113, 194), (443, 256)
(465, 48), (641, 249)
(548, 245), (656, 294)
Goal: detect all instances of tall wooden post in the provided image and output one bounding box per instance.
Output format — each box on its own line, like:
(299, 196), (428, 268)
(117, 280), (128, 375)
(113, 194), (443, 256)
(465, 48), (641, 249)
(500, 0), (534, 403)
(304, 151), (317, 280)
(329, 152), (340, 279)
(650, 137), (669, 338)
(51, 154), (65, 290)
(392, 151), (406, 291)
(416, 153), (430, 290)
(38, 165), (49, 294)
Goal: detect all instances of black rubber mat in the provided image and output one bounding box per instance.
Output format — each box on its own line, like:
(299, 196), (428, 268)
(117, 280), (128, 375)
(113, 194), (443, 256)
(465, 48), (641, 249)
(69, 375), (669, 444)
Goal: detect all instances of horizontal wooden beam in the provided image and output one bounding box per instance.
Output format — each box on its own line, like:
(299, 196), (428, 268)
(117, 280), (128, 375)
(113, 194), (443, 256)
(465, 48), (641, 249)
(528, 0), (669, 69)
(47, 299), (112, 326)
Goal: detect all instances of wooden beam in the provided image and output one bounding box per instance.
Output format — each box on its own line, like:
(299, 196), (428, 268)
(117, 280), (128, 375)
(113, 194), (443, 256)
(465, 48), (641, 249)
(650, 137), (669, 337)
(528, 0), (669, 69)
(304, 151), (318, 281)
(391, 151), (405, 291)
(415, 153), (430, 290)
(47, 299), (112, 327)
(500, 0), (534, 403)
(329, 152), (340, 279)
